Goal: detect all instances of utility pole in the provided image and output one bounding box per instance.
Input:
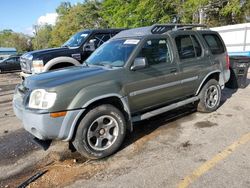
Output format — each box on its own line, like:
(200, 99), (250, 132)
(199, 8), (205, 24)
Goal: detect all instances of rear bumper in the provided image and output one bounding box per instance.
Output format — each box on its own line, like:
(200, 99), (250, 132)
(13, 95), (84, 141)
(224, 69), (231, 83)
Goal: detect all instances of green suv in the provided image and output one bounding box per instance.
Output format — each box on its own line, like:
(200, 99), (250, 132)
(13, 24), (230, 159)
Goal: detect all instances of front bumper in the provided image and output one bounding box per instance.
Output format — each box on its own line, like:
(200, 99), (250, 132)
(20, 71), (32, 78)
(13, 93), (84, 141)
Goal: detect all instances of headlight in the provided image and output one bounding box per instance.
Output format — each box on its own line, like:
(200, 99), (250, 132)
(29, 89), (57, 109)
(32, 60), (44, 73)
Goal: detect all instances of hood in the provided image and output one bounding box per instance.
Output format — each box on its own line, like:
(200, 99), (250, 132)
(23, 47), (70, 59)
(24, 66), (109, 89)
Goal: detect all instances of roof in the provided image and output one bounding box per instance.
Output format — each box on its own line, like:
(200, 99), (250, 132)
(113, 24), (208, 39)
(0, 47), (17, 52)
(82, 28), (126, 34)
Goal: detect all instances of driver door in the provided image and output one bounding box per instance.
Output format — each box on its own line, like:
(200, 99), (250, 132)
(124, 37), (183, 113)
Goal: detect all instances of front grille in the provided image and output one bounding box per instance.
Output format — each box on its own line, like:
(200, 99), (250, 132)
(20, 57), (32, 73)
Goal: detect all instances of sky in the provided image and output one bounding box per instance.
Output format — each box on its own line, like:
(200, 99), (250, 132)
(0, 0), (83, 35)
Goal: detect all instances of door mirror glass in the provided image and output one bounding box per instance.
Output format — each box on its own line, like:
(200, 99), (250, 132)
(131, 57), (148, 71)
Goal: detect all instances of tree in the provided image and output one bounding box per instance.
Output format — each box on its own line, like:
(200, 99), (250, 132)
(0, 30), (32, 53)
(101, 0), (178, 28)
(32, 24), (53, 50)
(50, 0), (107, 47)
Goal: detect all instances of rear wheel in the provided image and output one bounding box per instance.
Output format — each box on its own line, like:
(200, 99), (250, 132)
(197, 79), (221, 113)
(72, 104), (126, 159)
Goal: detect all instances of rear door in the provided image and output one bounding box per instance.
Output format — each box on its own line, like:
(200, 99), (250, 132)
(172, 31), (210, 97)
(125, 36), (183, 113)
(201, 32), (227, 76)
(13, 57), (21, 70)
(4, 58), (16, 71)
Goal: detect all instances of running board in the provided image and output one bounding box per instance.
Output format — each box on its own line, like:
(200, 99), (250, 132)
(132, 96), (199, 122)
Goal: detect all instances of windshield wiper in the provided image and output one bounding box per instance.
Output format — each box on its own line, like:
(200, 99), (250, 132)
(61, 45), (69, 48)
(94, 62), (113, 68)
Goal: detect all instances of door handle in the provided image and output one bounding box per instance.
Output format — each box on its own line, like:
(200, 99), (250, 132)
(170, 68), (177, 73)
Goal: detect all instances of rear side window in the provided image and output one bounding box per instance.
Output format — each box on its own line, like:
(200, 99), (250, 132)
(203, 34), (225, 55)
(175, 35), (202, 60)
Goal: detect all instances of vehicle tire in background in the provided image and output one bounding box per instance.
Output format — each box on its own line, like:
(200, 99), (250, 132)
(197, 79), (221, 113)
(73, 104), (126, 159)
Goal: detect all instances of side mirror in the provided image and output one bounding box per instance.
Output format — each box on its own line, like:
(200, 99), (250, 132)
(131, 57), (148, 71)
(84, 39), (96, 52)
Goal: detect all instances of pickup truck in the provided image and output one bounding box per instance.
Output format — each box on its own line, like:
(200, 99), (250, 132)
(20, 29), (124, 78)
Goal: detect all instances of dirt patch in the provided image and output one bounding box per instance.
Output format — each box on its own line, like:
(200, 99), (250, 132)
(0, 151), (106, 188)
(0, 99), (12, 105)
(0, 84), (18, 92)
(195, 121), (218, 128)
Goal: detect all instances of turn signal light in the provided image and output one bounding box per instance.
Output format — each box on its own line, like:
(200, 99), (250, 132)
(50, 111), (67, 118)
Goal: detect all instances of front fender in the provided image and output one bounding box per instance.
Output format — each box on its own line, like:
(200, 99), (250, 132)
(68, 80), (124, 109)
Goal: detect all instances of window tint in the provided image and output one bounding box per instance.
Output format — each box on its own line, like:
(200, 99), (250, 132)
(90, 34), (111, 48)
(6, 58), (14, 63)
(191, 36), (202, 57)
(137, 39), (171, 66)
(203, 34), (225, 55)
(175, 36), (195, 59)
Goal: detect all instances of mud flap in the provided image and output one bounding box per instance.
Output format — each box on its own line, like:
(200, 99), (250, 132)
(33, 137), (52, 150)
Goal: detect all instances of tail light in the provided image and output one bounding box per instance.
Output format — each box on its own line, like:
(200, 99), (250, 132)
(226, 53), (230, 70)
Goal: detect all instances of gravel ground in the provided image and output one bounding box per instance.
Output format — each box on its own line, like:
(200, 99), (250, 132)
(0, 72), (249, 188)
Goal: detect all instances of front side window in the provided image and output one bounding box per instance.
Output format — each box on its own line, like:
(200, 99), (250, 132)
(86, 39), (139, 67)
(62, 31), (90, 47)
(137, 38), (172, 66)
(88, 34), (111, 48)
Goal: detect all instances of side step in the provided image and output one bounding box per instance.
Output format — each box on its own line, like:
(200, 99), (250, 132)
(132, 96), (199, 122)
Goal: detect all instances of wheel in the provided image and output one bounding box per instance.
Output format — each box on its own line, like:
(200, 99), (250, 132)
(72, 104), (126, 159)
(197, 79), (221, 113)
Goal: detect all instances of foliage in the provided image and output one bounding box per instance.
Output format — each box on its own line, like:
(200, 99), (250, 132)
(0, 30), (32, 53)
(101, 0), (178, 28)
(2, 0), (250, 51)
(32, 24), (53, 50)
(50, 0), (107, 47)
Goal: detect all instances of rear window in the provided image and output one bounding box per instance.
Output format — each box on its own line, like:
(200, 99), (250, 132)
(203, 34), (225, 55)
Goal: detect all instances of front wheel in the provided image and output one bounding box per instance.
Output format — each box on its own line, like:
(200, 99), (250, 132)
(72, 104), (126, 159)
(197, 79), (221, 113)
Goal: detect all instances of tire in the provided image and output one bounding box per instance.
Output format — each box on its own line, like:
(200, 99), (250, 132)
(72, 104), (126, 159)
(197, 79), (221, 113)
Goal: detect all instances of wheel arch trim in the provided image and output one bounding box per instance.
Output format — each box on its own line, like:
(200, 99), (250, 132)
(43, 56), (81, 71)
(64, 94), (132, 141)
(195, 70), (222, 95)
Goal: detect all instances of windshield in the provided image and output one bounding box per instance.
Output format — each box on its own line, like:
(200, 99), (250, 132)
(86, 39), (140, 67)
(62, 31), (90, 47)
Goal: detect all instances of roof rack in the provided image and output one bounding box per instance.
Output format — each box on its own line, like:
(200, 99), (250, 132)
(151, 24), (208, 34)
